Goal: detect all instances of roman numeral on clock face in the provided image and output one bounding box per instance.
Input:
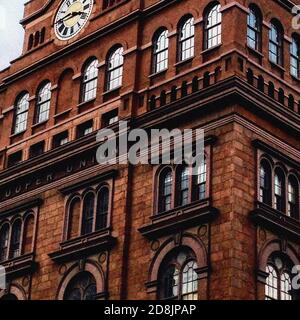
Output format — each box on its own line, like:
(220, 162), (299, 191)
(55, 0), (94, 40)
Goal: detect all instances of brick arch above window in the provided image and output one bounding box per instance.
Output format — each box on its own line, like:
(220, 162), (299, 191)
(56, 260), (106, 300)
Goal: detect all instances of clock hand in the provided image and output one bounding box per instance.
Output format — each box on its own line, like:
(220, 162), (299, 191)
(55, 11), (85, 25)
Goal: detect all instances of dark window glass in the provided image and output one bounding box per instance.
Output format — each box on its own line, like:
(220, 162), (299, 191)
(259, 160), (272, 205)
(159, 249), (198, 300)
(64, 272), (97, 300)
(9, 220), (22, 259)
(269, 22), (283, 65)
(159, 169), (173, 213)
(193, 158), (207, 201)
(291, 36), (300, 78)
(96, 187), (109, 230)
(0, 224), (9, 262)
(82, 193), (95, 235)
(274, 169), (285, 212)
(288, 176), (299, 219)
(247, 7), (261, 51)
(176, 166), (189, 207)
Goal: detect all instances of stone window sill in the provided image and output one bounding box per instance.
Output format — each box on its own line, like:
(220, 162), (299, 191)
(138, 199), (218, 240)
(48, 228), (116, 263)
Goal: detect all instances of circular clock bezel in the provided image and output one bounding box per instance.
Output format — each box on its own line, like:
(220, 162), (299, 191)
(54, 0), (94, 41)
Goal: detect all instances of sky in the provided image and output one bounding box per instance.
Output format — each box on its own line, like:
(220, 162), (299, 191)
(0, 0), (26, 70)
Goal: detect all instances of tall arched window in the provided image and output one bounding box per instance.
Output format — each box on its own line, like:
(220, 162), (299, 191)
(265, 254), (292, 300)
(159, 248), (198, 300)
(176, 166), (190, 207)
(158, 168), (173, 213)
(153, 29), (169, 73)
(178, 17), (195, 61)
(247, 5), (261, 51)
(288, 176), (299, 219)
(96, 187), (109, 230)
(274, 168), (285, 212)
(81, 193), (95, 235)
(106, 46), (124, 91)
(204, 3), (222, 49)
(269, 21), (283, 65)
(193, 157), (207, 201)
(14, 93), (29, 134)
(9, 220), (22, 259)
(291, 35), (300, 79)
(0, 224), (9, 262)
(36, 82), (51, 124)
(259, 160), (272, 205)
(68, 197), (81, 239)
(64, 272), (97, 300)
(81, 59), (99, 102)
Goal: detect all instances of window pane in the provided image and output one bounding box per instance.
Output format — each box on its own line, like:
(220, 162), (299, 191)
(182, 261), (198, 300)
(82, 59), (99, 102)
(265, 265), (278, 300)
(107, 47), (124, 91)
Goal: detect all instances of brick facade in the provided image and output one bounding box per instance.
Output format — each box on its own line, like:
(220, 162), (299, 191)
(0, 0), (300, 300)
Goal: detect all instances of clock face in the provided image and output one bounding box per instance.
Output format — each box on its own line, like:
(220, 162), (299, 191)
(54, 0), (94, 40)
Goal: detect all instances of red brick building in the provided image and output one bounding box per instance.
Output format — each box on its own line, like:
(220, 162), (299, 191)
(0, 0), (299, 300)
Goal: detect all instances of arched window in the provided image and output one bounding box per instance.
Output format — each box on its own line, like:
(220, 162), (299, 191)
(158, 168), (173, 213)
(9, 220), (22, 259)
(96, 187), (109, 230)
(153, 29), (169, 73)
(68, 197), (81, 239)
(269, 21), (283, 65)
(259, 160), (272, 205)
(204, 3), (222, 49)
(178, 17), (195, 61)
(14, 93), (29, 134)
(268, 81), (275, 98)
(193, 157), (207, 201)
(36, 82), (51, 124)
(176, 166), (190, 207)
(291, 35), (300, 79)
(81, 59), (99, 102)
(274, 168), (285, 212)
(288, 176), (299, 219)
(247, 5), (261, 51)
(265, 254), (292, 300)
(81, 193), (95, 235)
(159, 248), (198, 300)
(64, 272), (97, 300)
(0, 224), (9, 262)
(106, 46), (124, 91)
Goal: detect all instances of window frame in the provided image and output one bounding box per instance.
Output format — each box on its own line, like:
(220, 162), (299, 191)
(155, 148), (210, 215)
(153, 28), (169, 74)
(13, 92), (30, 134)
(269, 21), (283, 66)
(290, 35), (300, 79)
(106, 46), (124, 92)
(247, 5), (262, 52)
(204, 3), (222, 50)
(65, 181), (113, 241)
(35, 81), (52, 124)
(81, 58), (99, 103)
(158, 248), (199, 300)
(178, 16), (195, 62)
